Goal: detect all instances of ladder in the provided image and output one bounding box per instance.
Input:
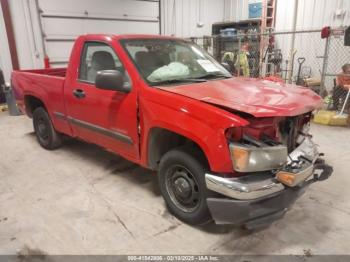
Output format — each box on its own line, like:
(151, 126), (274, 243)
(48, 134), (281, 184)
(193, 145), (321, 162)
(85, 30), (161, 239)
(259, 0), (277, 76)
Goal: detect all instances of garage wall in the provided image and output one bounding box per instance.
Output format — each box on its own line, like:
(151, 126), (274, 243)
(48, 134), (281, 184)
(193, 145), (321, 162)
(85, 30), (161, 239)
(3, 0), (160, 71)
(9, 0), (44, 70)
(223, 0), (350, 30)
(0, 2), (12, 82)
(3, 0), (349, 81)
(160, 0), (225, 37)
(40, 0), (160, 67)
(275, 0), (350, 30)
(2, 0), (228, 74)
(222, 0), (249, 22)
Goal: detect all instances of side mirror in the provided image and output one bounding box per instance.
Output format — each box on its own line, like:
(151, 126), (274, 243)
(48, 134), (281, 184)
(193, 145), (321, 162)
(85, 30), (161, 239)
(95, 70), (131, 93)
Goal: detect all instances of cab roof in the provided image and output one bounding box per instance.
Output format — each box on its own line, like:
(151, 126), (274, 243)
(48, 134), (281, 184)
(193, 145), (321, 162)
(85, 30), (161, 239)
(80, 34), (183, 41)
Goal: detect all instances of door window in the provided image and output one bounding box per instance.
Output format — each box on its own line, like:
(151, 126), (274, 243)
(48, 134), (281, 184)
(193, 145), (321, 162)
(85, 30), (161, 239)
(78, 42), (130, 86)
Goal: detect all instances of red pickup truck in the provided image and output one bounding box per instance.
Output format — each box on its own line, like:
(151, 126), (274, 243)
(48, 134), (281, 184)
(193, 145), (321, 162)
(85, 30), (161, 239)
(12, 34), (332, 228)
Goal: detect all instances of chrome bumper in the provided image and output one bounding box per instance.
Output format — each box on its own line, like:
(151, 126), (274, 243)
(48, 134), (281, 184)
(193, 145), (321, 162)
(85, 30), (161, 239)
(206, 137), (322, 200)
(206, 173), (285, 200)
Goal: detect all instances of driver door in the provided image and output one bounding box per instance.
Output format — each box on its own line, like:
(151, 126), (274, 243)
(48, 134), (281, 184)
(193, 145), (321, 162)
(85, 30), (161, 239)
(64, 41), (139, 160)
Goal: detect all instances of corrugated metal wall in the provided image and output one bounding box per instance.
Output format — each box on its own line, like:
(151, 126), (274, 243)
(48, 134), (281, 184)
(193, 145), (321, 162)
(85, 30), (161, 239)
(160, 0), (225, 37)
(0, 3), (12, 81)
(9, 0), (45, 70)
(223, 0), (249, 22)
(275, 0), (350, 30)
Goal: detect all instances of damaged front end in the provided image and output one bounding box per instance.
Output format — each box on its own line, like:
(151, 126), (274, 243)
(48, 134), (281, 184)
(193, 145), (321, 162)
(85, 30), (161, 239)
(205, 113), (333, 227)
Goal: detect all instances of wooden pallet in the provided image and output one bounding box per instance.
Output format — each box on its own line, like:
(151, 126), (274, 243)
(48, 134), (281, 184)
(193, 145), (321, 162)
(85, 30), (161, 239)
(0, 104), (8, 112)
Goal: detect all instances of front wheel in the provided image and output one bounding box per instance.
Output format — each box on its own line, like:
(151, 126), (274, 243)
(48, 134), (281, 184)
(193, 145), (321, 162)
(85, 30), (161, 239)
(33, 107), (63, 150)
(158, 148), (214, 225)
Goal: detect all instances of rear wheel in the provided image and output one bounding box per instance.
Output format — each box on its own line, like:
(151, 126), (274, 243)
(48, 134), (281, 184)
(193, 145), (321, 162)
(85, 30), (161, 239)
(33, 107), (62, 150)
(158, 147), (214, 225)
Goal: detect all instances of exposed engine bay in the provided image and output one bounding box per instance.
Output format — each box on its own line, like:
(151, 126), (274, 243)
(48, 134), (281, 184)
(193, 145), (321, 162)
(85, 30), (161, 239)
(226, 112), (312, 153)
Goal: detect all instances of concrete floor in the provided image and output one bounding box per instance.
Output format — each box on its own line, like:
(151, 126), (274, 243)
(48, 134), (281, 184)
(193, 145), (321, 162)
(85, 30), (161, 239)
(0, 111), (350, 255)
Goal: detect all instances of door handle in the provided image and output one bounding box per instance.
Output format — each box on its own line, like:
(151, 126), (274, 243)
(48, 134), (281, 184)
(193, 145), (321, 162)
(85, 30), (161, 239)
(73, 89), (86, 99)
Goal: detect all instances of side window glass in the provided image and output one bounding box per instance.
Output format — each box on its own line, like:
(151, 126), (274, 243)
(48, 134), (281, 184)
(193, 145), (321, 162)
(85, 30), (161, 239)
(78, 42), (131, 85)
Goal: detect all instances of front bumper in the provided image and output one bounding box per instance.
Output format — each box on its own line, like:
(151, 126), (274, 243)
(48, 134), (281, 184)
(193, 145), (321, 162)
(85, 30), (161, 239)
(207, 186), (303, 228)
(205, 137), (333, 227)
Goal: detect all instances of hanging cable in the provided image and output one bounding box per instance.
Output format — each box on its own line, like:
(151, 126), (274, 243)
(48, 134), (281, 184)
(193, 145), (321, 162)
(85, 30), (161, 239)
(197, 0), (203, 28)
(171, 0), (176, 35)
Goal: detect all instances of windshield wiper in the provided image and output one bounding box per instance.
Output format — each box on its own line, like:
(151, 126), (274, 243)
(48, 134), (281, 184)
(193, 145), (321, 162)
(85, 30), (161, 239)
(195, 73), (231, 80)
(151, 78), (207, 86)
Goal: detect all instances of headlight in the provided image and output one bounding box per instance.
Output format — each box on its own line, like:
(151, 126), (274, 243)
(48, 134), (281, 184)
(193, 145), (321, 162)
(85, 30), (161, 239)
(229, 143), (288, 172)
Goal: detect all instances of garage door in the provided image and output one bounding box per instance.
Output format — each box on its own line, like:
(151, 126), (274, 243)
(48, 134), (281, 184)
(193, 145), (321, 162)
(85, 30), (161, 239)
(38, 0), (160, 67)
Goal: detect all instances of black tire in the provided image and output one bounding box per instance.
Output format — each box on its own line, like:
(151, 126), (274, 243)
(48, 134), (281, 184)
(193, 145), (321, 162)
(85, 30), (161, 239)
(33, 107), (62, 150)
(158, 147), (214, 225)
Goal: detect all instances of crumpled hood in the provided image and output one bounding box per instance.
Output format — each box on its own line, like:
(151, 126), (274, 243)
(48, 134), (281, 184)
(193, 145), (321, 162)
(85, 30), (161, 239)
(157, 77), (323, 117)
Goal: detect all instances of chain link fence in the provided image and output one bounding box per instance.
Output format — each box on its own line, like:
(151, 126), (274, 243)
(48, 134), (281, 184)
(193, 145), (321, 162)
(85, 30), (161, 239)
(321, 29), (350, 112)
(188, 28), (349, 106)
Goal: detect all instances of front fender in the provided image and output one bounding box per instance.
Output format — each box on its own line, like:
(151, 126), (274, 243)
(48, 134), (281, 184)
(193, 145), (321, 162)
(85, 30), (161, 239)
(140, 89), (249, 173)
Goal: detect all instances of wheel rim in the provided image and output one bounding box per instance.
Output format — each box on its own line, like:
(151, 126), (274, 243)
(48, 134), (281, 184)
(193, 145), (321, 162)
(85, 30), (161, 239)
(165, 165), (201, 213)
(36, 116), (49, 142)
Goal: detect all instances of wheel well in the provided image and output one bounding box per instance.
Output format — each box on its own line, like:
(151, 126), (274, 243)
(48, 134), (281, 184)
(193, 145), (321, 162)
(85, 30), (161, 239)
(147, 127), (209, 170)
(24, 95), (45, 118)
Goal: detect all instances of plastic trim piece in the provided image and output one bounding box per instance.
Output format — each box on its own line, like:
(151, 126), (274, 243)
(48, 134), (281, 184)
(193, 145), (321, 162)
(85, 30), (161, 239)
(53, 112), (133, 145)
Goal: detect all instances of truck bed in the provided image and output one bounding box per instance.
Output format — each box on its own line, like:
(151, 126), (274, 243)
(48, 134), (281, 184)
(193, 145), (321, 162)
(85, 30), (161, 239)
(12, 68), (66, 117)
(12, 66), (72, 135)
(17, 68), (67, 78)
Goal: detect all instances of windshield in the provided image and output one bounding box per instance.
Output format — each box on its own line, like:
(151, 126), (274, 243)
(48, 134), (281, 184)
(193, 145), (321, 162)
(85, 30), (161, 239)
(120, 38), (231, 86)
